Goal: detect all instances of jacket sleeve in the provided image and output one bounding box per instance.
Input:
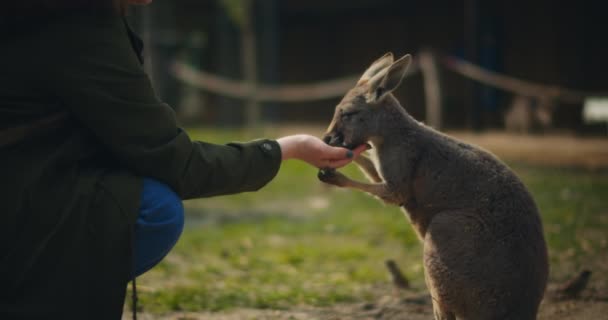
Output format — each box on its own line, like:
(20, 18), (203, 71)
(42, 15), (281, 199)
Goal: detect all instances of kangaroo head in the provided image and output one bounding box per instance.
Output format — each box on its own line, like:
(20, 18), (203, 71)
(323, 52), (412, 148)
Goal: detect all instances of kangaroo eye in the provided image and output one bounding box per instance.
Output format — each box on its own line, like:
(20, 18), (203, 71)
(341, 111), (359, 120)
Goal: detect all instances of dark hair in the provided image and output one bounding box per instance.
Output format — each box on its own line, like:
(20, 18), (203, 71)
(2, 0), (128, 18)
(0, 1), (130, 35)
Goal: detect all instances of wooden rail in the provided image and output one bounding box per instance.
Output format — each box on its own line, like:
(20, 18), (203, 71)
(440, 55), (606, 104)
(171, 51), (606, 132)
(171, 61), (419, 103)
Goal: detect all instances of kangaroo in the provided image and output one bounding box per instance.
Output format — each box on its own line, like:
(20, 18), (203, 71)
(318, 53), (549, 320)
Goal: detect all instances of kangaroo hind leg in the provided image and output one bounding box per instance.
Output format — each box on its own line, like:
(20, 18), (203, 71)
(432, 301), (455, 320)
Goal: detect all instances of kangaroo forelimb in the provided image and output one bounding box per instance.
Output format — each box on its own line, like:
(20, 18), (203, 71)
(354, 155), (383, 183)
(318, 169), (400, 205)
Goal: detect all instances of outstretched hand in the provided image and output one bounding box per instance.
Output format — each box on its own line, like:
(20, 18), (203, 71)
(277, 134), (367, 169)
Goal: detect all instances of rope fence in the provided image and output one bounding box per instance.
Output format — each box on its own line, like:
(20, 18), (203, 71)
(170, 51), (606, 130)
(439, 55), (605, 104)
(171, 61), (419, 103)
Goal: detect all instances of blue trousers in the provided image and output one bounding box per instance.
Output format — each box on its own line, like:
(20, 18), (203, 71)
(134, 178), (184, 276)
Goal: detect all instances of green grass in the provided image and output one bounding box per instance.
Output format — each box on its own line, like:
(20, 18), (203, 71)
(130, 128), (608, 314)
(514, 164), (608, 272)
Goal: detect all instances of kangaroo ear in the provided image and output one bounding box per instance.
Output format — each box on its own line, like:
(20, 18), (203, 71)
(358, 52), (394, 85)
(366, 54), (412, 103)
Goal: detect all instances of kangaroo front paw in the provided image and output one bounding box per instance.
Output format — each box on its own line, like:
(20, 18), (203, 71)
(317, 168), (345, 187)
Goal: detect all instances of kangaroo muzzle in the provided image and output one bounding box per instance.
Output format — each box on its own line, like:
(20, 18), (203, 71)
(322, 131), (344, 147)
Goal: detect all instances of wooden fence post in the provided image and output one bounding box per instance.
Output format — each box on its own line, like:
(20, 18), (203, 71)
(240, 0), (260, 132)
(419, 50), (443, 130)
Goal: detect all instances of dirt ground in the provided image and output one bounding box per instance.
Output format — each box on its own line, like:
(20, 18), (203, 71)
(130, 265), (608, 320)
(133, 285), (608, 320)
(449, 131), (608, 170)
(129, 131), (608, 320)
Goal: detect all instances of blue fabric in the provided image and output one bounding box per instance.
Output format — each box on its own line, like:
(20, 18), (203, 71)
(134, 178), (184, 276)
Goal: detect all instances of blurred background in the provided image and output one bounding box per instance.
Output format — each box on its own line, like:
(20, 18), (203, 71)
(124, 1), (608, 319)
(129, 0), (608, 134)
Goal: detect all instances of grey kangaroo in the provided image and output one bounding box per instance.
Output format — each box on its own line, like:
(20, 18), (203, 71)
(319, 53), (549, 320)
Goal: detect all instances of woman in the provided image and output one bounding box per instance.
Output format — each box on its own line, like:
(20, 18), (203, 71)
(0, 1), (364, 318)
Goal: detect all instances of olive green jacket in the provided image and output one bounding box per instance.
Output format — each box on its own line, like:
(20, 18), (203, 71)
(0, 12), (281, 319)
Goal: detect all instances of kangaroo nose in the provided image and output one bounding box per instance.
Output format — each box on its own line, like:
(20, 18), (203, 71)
(323, 132), (344, 146)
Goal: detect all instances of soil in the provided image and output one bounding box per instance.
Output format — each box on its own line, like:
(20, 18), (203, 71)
(448, 131), (608, 170)
(132, 254), (608, 320)
(131, 285), (608, 319)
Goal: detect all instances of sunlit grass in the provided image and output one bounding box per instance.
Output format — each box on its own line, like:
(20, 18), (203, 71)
(130, 128), (608, 314)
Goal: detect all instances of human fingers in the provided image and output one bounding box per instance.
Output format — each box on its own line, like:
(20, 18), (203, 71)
(320, 143), (370, 168)
(350, 144), (369, 158)
(317, 143), (353, 160)
(324, 158), (353, 169)
(321, 143), (368, 162)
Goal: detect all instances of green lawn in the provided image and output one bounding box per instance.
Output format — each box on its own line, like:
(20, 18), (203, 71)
(130, 128), (608, 314)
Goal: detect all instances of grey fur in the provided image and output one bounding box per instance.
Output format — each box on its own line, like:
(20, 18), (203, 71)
(319, 53), (549, 320)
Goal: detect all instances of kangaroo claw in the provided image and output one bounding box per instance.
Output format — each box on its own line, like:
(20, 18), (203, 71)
(318, 168), (345, 186)
(317, 168), (335, 182)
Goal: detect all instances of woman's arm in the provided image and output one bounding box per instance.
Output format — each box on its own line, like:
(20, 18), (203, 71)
(40, 15), (277, 198)
(40, 14), (358, 199)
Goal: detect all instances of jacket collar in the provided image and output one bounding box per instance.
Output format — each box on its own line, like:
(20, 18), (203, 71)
(122, 18), (144, 65)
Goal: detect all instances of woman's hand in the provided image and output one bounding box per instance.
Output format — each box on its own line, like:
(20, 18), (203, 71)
(277, 134), (367, 169)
